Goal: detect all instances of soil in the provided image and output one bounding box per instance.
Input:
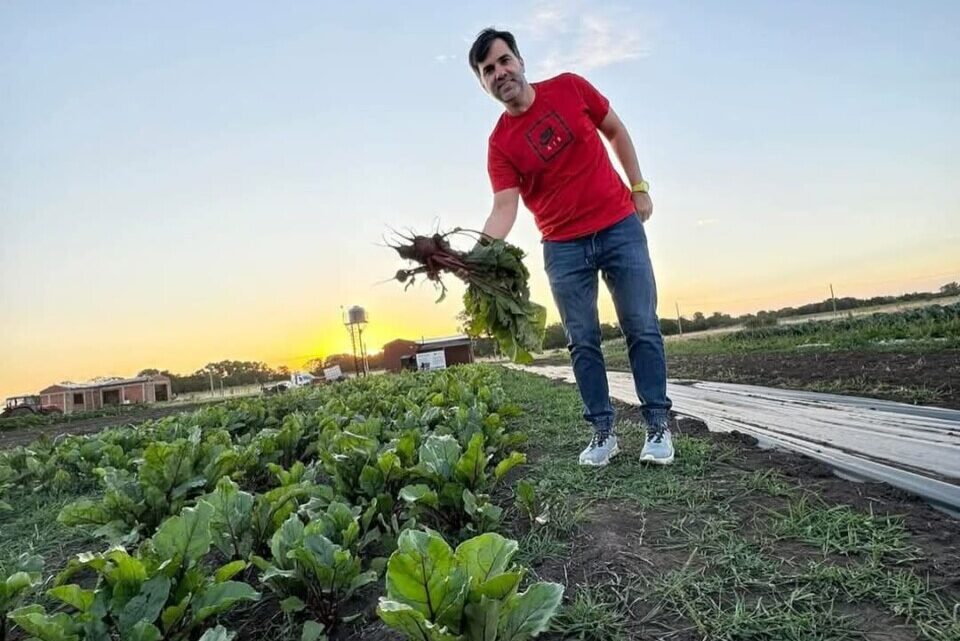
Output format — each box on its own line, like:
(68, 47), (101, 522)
(0, 403), (210, 449)
(663, 349), (960, 409)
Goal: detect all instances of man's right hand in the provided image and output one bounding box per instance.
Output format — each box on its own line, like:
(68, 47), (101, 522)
(633, 191), (653, 222)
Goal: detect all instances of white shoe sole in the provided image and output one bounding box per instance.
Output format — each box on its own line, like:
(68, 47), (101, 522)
(580, 443), (620, 467)
(640, 452), (674, 465)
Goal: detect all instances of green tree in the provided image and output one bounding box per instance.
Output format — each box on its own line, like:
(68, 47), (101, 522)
(940, 281), (960, 296)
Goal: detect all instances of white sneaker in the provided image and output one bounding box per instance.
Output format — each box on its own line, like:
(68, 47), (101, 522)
(579, 433), (620, 466)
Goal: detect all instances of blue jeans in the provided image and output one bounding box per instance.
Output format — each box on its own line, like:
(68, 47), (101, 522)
(543, 213), (672, 434)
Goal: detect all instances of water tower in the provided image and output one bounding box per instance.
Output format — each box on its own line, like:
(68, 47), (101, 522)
(342, 305), (369, 376)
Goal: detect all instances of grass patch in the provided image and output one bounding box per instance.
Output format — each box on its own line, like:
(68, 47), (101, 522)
(665, 513), (779, 587)
(0, 488), (100, 571)
(767, 498), (911, 558)
(550, 585), (630, 641)
(804, 561), (960, 641)
(652, 570), (860, 641)
(516, 528), (569, 568)
(742, 468), (796, 497)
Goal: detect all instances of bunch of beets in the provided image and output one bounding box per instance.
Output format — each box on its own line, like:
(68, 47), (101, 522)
(391, 230), (546, 364)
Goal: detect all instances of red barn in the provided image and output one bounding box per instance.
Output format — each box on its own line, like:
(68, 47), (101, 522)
(382, 339), (420, 373)
(382, 335), (475, 373)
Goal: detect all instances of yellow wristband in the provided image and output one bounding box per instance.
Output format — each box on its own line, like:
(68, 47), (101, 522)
(631, 180), (649, 193)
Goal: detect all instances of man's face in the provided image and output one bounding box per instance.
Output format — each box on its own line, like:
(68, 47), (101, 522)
(477, 38), (526, 104)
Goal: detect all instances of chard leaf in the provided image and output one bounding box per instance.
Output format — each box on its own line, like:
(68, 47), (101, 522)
(8, 604), (80, 641)
(498, 582), (564, 641)
(384, 529), (467, 633)
(124, 621), (163, 641)
(376, 599), (459, 641)
(454, 533), (518, 589)
(418, 435), (461, 482)
(280, 595), (306, 613)
(203, 477), (255, 559)
(455, 433), (489, 489)
(152, 501), (214, 570)
(269, 513), (305, 571)
(46, 584), (95, 613)
(494, 452), (526, 481)
(214, 560), (248, 583)
(399, 484), (439, 508)
(463, 595), (500, 641)
(300, 620), (326, 641)
(118, 574), (170, 631)
(192, 580), (260, 621)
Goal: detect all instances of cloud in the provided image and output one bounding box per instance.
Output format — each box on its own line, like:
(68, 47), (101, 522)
(434, 54), (455, 64)
(697, 218), (719, 227)
(518, 0), (652, 77)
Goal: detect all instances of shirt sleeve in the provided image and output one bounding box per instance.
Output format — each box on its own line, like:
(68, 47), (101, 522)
(487, 141), (521, 192)
(566, 73), (610, 127)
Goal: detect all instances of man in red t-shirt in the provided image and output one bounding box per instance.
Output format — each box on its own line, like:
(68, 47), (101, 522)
(468, 28), (674, 467)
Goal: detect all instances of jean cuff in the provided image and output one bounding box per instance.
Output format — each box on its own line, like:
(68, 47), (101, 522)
(590, 418), (615, 437)
(642, 409), (670, 429)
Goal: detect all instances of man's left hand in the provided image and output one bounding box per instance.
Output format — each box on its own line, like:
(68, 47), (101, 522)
(633, 191), (653, 223)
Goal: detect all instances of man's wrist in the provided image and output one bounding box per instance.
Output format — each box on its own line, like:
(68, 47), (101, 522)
(630, 180), (649, 194)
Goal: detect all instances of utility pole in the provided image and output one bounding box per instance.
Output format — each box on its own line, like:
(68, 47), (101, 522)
(675, 302), (683, 336)
(208, 371), (214, 396)
(830, 284), (838, 317)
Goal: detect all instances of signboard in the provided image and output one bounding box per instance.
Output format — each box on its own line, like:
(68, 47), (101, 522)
(324, 365), (344, 381)
(415, 350), (447, 371)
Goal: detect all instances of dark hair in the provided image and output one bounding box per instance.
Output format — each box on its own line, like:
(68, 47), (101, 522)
(468, 28), (521, 77)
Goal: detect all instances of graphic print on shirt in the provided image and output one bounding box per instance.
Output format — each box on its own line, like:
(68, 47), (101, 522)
(524, 110), (574, 163)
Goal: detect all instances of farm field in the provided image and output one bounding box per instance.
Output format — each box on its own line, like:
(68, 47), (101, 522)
(0, 404), (216, 450)
(1, 365), (957, 641)
(537, 303), (960, 408)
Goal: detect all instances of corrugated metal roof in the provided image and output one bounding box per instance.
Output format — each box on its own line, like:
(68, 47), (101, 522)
(416, 334), (472, 350)
(40, 375), (170, 393)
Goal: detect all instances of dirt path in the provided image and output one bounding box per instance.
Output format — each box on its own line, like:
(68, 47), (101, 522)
(0, 403), (209, 449)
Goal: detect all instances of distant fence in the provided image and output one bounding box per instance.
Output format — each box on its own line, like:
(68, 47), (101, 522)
(173, 383), (267, 402)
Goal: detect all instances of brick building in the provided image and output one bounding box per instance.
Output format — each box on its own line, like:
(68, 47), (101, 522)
(382, 335), (474, 373)
(382, 339), (420, 373)
(39, 375), (172, 414)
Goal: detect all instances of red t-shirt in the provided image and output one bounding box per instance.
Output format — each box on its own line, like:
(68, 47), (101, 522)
(487, 73), (635, 241)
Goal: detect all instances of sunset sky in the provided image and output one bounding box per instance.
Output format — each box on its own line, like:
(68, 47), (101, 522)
(2, 1), (958, 398)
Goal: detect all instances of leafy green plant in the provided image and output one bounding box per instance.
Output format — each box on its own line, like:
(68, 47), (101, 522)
(377, 529), (563, 641)
(399, 434), (525, 537)
(203, 474), (330, 561)
(252, 512), (378, 631)
(514, 480), (545, 528)
(1, 554), (43, 641)
(9, 502), (259, 641)
(57, 428), (241, 542)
